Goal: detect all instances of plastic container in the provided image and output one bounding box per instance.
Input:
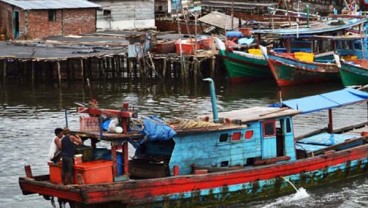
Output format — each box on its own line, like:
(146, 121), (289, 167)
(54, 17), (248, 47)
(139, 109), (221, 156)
(175, 39), (200, 55)
(79, 116), (99, 131)
(49, 162), (62, 184)
(248, 49), (262, 56)
(226, 31), (243, 38)
(343, 55), (358, 61)
(74, 160), (113, 184)
(199, 36), (214, 50)
(294, 52), (314, 62)
(238, 37), (254, 45)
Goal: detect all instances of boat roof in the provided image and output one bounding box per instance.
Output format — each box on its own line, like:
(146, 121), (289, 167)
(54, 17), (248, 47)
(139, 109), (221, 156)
(272, 88), (368, 114)
(252, 18), (366, 35)
(312, 34), (366, 41)
(198, 11), (243, 30)
(201, 106), (300, 123)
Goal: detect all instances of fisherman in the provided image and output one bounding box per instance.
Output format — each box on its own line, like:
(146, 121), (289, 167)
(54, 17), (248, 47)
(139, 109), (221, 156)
(48, 128), (63, 163)
(61, 127), (82, 185)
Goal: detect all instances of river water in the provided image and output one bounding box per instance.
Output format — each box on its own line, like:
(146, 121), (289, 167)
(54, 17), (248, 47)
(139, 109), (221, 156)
(0, 78), (367, 208)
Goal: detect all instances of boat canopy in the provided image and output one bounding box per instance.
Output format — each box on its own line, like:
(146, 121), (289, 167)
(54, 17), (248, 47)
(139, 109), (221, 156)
(272, 88), (368, 113)
(252, 18), (367, 35)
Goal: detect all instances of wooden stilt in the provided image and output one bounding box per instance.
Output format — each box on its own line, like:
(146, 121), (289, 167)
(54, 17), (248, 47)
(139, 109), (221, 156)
(57, 61), (61, 86)
(103, 57), (107, 80)
(211, 56), (216, 77)
(80, 58), (84, 81)
(133, 59), (138, 78)
(163, 58), (167, 80)
(120, 55), (125, 79)
(31, 61), (35, 84)
(127, 57), (131, 78)
(193, 58), (198, 84)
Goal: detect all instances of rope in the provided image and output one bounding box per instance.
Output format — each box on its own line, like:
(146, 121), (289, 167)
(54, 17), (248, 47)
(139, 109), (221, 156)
(130, 118), (144, 132)
(168, 118), (221, 129)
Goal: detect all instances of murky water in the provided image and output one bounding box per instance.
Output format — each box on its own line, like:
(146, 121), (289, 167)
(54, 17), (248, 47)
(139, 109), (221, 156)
(0, 78), (367, 208)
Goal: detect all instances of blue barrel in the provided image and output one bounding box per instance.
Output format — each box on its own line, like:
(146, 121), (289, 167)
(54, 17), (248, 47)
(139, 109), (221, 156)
(226, 31), (243, 38)
(103, 152), (123, 176)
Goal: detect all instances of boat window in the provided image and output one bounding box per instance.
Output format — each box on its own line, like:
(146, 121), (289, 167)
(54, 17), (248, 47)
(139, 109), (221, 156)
(220, 161), (229, 167)
(219, 133), (228, 142)
(245, 130), (253, 139)
(286, 118), (291, 133)
(263, 120), (275, 137)
(232, 132), (241, 141)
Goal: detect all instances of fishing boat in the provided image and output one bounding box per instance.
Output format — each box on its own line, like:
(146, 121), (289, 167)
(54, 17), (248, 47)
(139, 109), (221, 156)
(19, 79), (368, 207)
(254, 17), (368, 87)
(215, 37), (272, 83)
(216, 17), (367, 84)
(261, 46), (340, 87)
(334, 54), (368, 86)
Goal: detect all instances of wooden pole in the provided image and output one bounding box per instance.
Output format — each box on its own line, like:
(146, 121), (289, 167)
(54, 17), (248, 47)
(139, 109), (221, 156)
(231, 0), (234, 30)
(31, 61), (35, 84)
(3, 59), (6, 84)
(211, 56), (216, 77)
(163, 58), (167, 80)
(80, 58), (84, 81)
(328, 109), (333, 133)
(127, 57), (131, 78)
(57, 61), (61, 86)
(193, 57), (198, 84)
(123, 142), (129, 175)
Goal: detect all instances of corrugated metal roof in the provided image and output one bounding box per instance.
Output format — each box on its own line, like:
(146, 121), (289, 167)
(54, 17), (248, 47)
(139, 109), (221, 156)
(198, 11), (242, 30)
(0, 0), (100, 10)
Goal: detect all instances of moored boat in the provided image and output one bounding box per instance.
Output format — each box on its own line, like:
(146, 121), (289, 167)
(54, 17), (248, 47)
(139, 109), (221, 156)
(215, 37), (272, 83)
(216, 17), (367, 84)
(19, 80), (368, 207)
(334, 54), (368, 86)
(261, 47), (340, 87)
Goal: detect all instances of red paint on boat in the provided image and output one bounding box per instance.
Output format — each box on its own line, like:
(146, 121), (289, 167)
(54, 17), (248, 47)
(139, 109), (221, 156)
(19, 144), (368, 204)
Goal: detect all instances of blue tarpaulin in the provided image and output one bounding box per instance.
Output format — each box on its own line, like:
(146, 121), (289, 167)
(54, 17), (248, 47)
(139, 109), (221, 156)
(142, 116), (176, 141)
(272, 88), (368, 114)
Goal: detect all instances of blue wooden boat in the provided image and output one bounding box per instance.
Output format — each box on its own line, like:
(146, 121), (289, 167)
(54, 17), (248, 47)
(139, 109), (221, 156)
(19, 80), (368, 207)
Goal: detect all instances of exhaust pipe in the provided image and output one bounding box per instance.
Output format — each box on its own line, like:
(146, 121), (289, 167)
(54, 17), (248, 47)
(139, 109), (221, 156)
(203, 78), (219, 123)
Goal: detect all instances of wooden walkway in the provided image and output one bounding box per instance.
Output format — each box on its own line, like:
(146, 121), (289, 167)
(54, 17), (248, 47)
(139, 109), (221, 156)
(0, 32), (222, 85)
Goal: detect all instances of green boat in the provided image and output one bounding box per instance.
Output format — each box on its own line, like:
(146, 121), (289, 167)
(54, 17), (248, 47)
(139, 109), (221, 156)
(215, 38), (272, 83)
(334, 54), (368, 86)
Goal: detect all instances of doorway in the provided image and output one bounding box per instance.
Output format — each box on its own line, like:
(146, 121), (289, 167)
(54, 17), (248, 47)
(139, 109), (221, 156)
(13, 11), (19, 39)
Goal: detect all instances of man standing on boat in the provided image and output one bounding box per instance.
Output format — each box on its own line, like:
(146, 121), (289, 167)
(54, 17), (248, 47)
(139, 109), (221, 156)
(48, 128), (63, 163)
(61, 127), (82, 185)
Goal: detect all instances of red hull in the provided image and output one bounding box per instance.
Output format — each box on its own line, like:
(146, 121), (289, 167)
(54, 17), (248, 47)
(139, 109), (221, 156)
(19, 143), (368, 206)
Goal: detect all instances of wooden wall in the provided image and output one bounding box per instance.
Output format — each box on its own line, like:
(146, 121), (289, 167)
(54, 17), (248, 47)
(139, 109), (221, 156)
(94, 0), (155, 30)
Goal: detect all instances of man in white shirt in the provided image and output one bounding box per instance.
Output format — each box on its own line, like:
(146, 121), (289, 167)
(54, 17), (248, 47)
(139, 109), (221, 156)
(48, 128), (63, 163)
